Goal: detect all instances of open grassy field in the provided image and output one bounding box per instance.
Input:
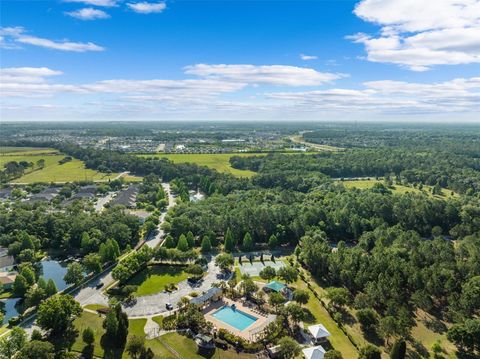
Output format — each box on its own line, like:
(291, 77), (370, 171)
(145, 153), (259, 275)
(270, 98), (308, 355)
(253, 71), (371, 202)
(71, 311), (110, 358)
(139, 153), (265, 177)
(0, 147), (118, 183)
(339, 179), (459, 199)
(127, 265), (189, 296)
(0, 147), (60, 156)
(159, 332), (257, 359)
(71, 310), (257, 359)
(294, 279), (359, 358)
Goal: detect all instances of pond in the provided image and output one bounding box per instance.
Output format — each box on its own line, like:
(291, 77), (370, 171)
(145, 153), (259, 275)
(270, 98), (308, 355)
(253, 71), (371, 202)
(0, 298), (21, 324)
(39, 259), (69, 291)
(0, 259), (69, 324)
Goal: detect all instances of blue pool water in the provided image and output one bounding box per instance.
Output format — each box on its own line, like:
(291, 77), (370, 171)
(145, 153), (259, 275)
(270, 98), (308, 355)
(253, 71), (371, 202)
(212, 305), (258, 331)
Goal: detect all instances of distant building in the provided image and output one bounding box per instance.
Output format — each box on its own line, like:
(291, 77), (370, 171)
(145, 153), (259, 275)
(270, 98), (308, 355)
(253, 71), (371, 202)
(0, 272), (17, 289)
(0, 247), (14, 270)
(26, 187), (60, 203)
(110, 185), (139, 208)
(0, 188), (12, 201)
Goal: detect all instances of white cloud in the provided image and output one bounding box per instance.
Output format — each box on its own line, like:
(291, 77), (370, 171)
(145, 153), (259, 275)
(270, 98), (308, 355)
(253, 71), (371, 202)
(300, 54), (318, 61)
(1, 67), (63, 84)
(0, 26), (104, 52)
(184, 64), (345, 86)
(267, 77), (480, 114)
(66, 8), (110, 20)
(63, 0), (118, 7)
(127, 1), (166, 14)
(1, 65), (478, 121)
(350, 0), (480, 70)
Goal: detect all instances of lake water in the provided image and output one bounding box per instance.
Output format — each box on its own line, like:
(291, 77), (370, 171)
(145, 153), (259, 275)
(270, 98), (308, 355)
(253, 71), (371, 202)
(39, 259), (69, 291)
(0, 259), (69, 324)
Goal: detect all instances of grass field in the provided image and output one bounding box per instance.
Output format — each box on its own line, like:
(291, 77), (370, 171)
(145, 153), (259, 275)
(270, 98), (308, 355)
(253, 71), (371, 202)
(139, 153), (265, 177)
(84, 304), (109, 311)
(71, 310), (257, 359)
(127, 265), (189, 296)
(159, 332), (257, 359)
(0, 147), (118, 183)
(340, 179), (459, 199)
(72, 311), (110, 358)
(294, 279), (359, 358)
(0, 147), (60, 156)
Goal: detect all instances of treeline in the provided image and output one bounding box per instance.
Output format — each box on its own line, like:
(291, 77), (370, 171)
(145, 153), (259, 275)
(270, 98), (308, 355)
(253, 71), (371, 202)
(0, 201), (140, 261)
(164, 185), (480, 247)
(230, 149), (480, 194)
(55, 143), (250, 196)
(300, 226), (480, 344)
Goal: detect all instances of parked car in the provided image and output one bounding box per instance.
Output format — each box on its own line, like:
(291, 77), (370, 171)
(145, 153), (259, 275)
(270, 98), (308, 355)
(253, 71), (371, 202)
(166, 303), (173, 310)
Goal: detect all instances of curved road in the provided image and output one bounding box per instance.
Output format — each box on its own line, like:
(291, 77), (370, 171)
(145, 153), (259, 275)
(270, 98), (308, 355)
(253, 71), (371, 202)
(74, 182), (176, 308)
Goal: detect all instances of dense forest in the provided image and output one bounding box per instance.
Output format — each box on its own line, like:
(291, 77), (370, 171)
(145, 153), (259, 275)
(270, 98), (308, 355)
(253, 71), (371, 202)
(1, 125), (479, 356)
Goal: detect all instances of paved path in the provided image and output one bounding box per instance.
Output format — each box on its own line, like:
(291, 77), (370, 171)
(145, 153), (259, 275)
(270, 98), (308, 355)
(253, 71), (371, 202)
(123, 256), (222, 318)
(144, 183), (175, 249)
(94, 192), (115, 212)
(144, 317), (160, 339)
(74, 183), (175, 308)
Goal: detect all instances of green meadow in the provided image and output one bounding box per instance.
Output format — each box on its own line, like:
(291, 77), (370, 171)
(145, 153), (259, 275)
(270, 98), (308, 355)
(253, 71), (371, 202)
(0, 147), (118, 183)
(139, 152), (267, 177)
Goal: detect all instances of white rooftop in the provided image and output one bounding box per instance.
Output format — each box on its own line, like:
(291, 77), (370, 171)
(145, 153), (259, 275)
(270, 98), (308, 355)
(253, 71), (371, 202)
(308, 324), (331, 339)
(303, 345), (326, 359)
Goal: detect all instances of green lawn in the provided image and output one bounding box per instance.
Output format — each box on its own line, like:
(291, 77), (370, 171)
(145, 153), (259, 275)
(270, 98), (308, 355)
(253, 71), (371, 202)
(84, 304), (109, 311)
(294, 279), (358, 358)
(71, 311), (257, 359)
(152, 315), (164, 328)
(128, 318), (147, 337)
(160, 332), (257, 359)
(127, 265), (189, 296)
(0, 147), (60, 156)
(410, 310), (458, 358)
(71, 311), (110, 358)
(138, 153), (265, 177)
(340, 179), (459, 199)
(0, 149), (117, 184)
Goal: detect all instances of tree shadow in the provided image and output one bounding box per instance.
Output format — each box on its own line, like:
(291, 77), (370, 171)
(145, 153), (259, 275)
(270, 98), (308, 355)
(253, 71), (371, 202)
(81, 345), (94, 359)
(302, 308), (316, 324)
(363, 329), (384, 347)
(338, 308), (356, 326)
(197, 347), (216, 359)
(408, 339), (429, 359)
(52, 327), (78, 353)
(424, 317), (448, 334)
(100, 334), (125, 359)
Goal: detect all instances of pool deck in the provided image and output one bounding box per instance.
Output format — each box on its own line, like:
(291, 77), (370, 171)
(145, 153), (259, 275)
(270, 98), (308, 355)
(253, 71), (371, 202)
(204, 298), (276, 341)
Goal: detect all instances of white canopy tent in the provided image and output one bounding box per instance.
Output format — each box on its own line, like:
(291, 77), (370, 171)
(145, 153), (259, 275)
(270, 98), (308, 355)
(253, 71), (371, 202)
(308, 324), (331, 340)
(302, 345), (326, 359)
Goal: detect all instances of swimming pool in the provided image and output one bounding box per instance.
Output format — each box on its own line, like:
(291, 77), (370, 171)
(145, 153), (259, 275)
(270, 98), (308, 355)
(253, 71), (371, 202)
(212, 305), (258, 331)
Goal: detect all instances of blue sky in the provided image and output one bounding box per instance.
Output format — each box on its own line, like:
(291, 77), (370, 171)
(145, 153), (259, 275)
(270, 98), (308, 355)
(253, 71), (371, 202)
(1, 0), (479, 122)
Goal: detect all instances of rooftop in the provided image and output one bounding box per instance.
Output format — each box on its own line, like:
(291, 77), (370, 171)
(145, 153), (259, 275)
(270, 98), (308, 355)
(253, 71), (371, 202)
(308, 324), (331, 339)
(302, 345), (326, 359)
(190, 287), (222, 306)
(264, 280), (286, 292)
